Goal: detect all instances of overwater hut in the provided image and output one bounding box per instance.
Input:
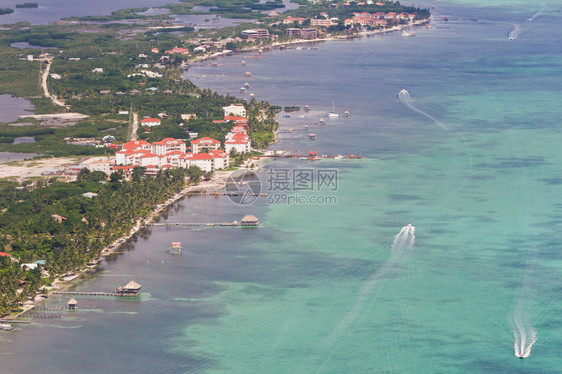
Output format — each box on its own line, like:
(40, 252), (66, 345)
(115, 280), (141, 296)
(67, 298), (78, 310)
(241, 215), (259, 227)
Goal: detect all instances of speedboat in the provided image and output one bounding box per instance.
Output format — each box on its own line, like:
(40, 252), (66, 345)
(402, 30), (416, 37)
(328, 100), (339, 117)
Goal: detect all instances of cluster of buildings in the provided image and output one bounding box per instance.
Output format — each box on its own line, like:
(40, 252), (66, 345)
(344, 11), (416, 27)
(242, 29), (271, 40)
(112, 138), (229, 174)
(82, 103), (252, 175)
(285, 28), (318, 39)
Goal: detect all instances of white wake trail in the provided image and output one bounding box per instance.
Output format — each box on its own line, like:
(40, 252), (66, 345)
(314, 224), (416, 362)
(527, 3), (545, 22)
(508, 23), (521, 40)
(398, 89), (449, 132)
(512, 307), (537, 358)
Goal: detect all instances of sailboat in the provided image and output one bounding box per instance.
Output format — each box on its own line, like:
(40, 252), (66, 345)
(328, 101), (339, 117)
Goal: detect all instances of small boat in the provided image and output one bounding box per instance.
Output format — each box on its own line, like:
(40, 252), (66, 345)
(344, 110), (350, 117)
(249, 93), (255, 98)
(241, 60), (246, 65)
(304, 104), (310, 111)
(167, 242), (183, 254)
(244, 82), (250, 88)
(319, 118), (325, 125)
(0, 323), (13, 331)
(328, 100), (339, 117)
(240, 87), (246, 93)
(402, 30), (416, 37)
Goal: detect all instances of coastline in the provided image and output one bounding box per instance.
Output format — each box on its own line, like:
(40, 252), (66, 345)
(1, 168), (236, 320)
(186, 19), (430, 66)
(1, 17), (427, 321)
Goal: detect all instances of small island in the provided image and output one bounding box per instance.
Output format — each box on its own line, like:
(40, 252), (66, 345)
(16, 3), (39, 9)
(0, 8), (14, 15)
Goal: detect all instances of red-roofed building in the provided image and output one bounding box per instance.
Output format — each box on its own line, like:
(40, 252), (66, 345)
(209, 150), (229, 169)
(191, 137), (221, 154)
(0, 252), (11, 258)
(151, 138), (186, 156)
(139, 152), (160, 167)
(140, 118), (161, 127)
(122, 140), (150, 151)
(224, 115), (247, 122)
(185, 152), (215, 172)
(165, 47), (190, 55)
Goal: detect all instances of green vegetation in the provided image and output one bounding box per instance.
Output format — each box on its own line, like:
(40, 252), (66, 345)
(284, 106), (300, 112)
(0, 168), (189, 316)
(0, 8), (14, 15)
(15, 3), (39, 9)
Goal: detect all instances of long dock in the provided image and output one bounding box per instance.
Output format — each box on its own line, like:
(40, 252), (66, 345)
(149, 221), (241, 227)
(52, 291), (120, 297)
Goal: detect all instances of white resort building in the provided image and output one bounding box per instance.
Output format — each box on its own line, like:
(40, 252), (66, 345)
(222, 104), (247, 118)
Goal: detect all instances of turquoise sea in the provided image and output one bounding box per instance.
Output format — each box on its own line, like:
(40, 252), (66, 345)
(1, 1), (562, 373)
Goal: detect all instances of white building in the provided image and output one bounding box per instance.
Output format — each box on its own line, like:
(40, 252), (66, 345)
(82, 160), (113, 174)
(222, 104), (247, 118)
(190, 137), (221, 154)
(151, 138), (186, 156)
(225, 126), (251, 154)
(140, 118), (161, 127)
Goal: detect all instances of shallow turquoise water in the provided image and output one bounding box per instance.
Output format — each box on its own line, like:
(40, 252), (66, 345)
(1, 1), (562, 373)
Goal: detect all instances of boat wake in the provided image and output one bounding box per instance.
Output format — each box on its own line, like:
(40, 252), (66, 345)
(315, 224), (415, 362)
(508, 23), (521, 40)
(511, 307), (537, 358)
(510, 266), (537, 358)
(398, 89), (449, 132)
(527, 3), (545, 22)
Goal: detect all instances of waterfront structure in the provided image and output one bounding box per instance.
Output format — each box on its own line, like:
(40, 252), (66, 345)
(286, 28), (301, 37)
(300, 28), (319, 39)
(67, 298), (78, 310)
(115, 280), (141, 296)
(241, 215), (259, 226)
(223, 104), (247, 118)
(242, 29), (270, 40)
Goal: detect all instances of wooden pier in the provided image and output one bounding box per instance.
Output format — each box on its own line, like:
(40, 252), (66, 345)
(150, 215), (259, 228)
(149, 221), (241, 227)
(30, 314), (62, 319)
(52, 291), (119, 297)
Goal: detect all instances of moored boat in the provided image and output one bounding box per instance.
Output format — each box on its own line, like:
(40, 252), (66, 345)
(167, 242), (183, 254)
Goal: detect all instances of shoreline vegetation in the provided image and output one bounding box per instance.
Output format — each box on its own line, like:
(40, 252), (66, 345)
(0, 0), (430, 319)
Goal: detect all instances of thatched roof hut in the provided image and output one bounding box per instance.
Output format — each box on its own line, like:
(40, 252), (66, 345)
(67, 298), (78, 310)
(241, 215), (259, 226)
